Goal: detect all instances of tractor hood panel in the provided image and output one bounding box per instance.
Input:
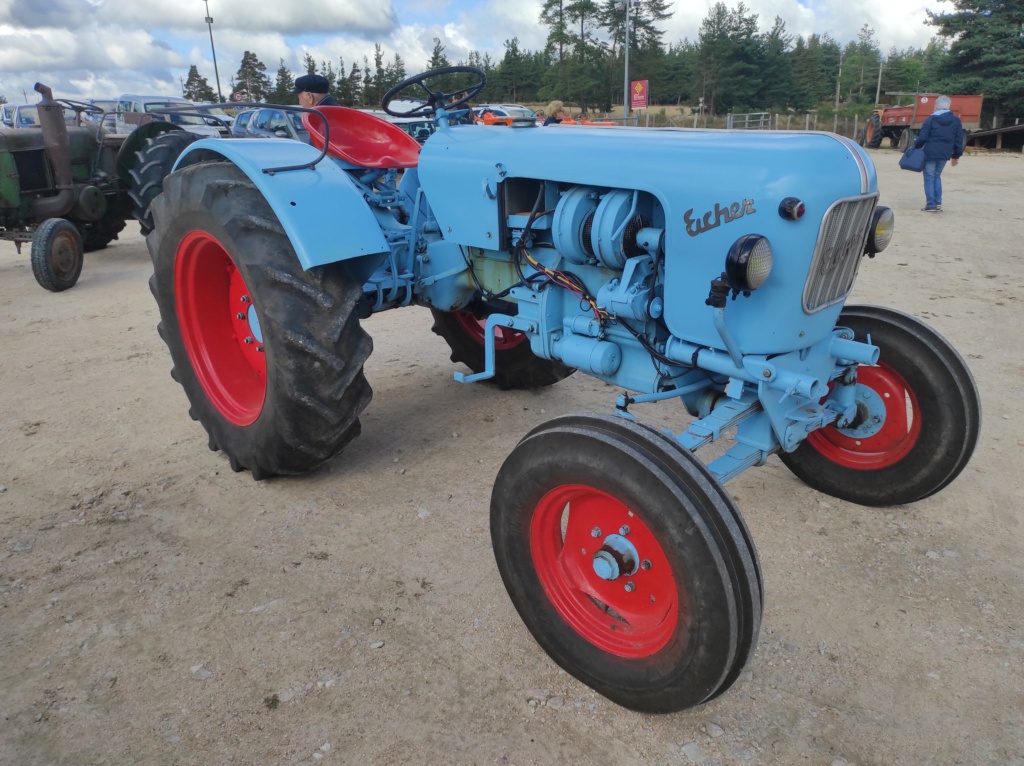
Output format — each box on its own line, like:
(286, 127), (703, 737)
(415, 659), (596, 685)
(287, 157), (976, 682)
(419, 126), (874, 247)
(418, 126), (879, 352)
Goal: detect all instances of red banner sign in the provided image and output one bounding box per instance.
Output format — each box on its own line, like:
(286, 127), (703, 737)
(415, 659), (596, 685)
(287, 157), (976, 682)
(631, 80), (648, 110)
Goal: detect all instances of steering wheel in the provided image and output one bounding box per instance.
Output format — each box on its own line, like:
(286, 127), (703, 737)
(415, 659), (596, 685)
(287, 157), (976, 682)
(57, 99), (105, 116)
(381, 66), (486, 118)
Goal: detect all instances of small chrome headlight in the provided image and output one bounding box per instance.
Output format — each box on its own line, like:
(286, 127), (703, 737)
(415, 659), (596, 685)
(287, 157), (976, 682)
(726, 234), (773, 292)
(866, 206), (894, 254)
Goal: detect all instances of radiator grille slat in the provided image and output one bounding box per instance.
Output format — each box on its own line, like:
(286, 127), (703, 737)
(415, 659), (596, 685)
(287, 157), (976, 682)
(803, 195), (877, 313)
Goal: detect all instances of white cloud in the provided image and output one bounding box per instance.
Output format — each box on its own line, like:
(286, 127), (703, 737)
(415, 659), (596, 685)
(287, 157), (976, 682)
(0, 0), (943, 102)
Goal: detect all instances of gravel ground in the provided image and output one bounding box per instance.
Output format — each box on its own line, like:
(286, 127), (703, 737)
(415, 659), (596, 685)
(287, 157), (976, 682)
(1, 148), (1022, 766)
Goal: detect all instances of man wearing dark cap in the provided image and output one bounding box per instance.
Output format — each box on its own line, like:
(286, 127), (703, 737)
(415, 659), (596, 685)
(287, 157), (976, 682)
(293, 74), (338, 108)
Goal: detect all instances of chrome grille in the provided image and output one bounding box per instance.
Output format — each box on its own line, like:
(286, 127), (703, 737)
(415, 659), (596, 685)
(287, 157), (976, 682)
(803, 194), (877, 313)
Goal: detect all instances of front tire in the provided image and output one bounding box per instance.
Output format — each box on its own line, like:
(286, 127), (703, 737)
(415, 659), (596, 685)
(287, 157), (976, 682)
(779, 305), (980, 506)
(491, 414), (761, 713)
(31, 218), (84, 292)
(147, 162), (373, 479)
(430, 301), (574, 389)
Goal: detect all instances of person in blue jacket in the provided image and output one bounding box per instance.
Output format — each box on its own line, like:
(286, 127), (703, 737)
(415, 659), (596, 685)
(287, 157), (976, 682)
(914, 95), (964, 212)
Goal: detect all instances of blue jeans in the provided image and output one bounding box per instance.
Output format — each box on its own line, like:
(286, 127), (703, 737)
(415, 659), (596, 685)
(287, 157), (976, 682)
(923, 159), (947, 208)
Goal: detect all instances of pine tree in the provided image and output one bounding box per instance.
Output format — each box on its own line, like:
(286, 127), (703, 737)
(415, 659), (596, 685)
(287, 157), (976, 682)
(268, 59), (296, 105)
(928, 0), (1024, 125)
(183, 65), (217, 102)
(233, 51), (272, 101)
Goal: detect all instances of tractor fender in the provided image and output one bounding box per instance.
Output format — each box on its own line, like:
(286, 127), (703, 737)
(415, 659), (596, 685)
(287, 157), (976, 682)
(173, 138), (390, 270)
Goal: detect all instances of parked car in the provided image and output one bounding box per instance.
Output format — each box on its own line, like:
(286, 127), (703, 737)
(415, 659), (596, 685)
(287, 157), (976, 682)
(83, 99), (118, 125)
(230, 107), (310, 143)
(358, 107), (436, 144)
(0, 103), (14, 128)
(113, 94), (220, 137)
(10, 104), (75, 128)
(192, 103), (234, 136)
(472, 103), (537, 125)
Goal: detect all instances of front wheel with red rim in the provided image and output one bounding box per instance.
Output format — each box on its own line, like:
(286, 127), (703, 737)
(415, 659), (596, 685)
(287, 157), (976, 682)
(491, 414), (761, 713)
(429, 302), (574, 390)
(779, 305), (980, 507)
(146, 162), (373, 479)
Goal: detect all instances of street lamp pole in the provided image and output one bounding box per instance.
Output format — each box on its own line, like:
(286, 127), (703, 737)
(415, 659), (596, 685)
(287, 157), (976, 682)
(203, 0), (224, 103)
(623, 0), (631, 122)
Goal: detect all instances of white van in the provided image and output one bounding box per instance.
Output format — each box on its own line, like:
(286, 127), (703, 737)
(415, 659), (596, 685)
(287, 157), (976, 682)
(114, 95), (220, 137)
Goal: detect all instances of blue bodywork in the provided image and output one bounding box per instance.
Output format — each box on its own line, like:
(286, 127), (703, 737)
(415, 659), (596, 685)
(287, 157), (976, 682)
(174, 119), (889, 485)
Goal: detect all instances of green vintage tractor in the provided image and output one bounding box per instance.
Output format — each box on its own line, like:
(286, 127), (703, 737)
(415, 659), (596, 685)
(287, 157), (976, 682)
(0, 83), (197, 291)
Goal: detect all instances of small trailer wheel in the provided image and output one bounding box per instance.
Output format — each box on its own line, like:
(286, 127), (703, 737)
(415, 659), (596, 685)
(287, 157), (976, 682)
(491, 414), (761, 713)
(31, 218), (84, 292)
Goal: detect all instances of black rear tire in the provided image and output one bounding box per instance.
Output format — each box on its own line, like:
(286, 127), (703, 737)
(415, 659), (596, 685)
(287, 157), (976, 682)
(430, 301), (574, 389)
(779, 305), (980, 506)
(80, 214), (126, 252)
(865, 113), (883, 149)
(147, 162), (373, 479)
(31, 218), (84, 292)
(130, 130), (200, 236)
(491, 414), (760, 713)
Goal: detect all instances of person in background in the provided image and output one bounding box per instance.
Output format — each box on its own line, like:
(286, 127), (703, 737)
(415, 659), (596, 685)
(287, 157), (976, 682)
(293, 74), (339, 108)
(913, 95), (964, 212)
(543, 101), (565, 126)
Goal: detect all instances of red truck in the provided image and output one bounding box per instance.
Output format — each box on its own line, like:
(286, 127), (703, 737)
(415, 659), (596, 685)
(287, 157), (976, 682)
(862, 94), (983, 150)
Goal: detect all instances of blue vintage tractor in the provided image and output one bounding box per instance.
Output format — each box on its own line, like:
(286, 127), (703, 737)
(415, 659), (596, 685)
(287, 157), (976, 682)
(145, 68), (980, 713)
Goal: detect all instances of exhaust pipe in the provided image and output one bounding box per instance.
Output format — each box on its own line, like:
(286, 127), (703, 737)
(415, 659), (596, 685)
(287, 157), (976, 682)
(30, 82), (76, 219)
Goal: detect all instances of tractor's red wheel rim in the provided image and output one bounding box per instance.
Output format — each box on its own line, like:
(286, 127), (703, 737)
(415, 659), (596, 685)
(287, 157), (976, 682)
(453, 309), (526, 351)
(808, 363), (920, 469)
(175, 231), (266, 426)
(530, 484), (680, 658)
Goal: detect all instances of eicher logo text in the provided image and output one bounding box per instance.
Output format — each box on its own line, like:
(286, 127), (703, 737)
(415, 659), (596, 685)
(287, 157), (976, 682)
(684, 199), (756, 237)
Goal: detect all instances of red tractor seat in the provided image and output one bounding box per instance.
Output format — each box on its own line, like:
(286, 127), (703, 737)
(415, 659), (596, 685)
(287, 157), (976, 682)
(302, 107), (421, 169)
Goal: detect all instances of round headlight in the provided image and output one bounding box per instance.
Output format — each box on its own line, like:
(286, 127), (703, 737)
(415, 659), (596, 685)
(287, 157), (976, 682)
(866, 206), (894, 254)
(725, 234), (773, 292)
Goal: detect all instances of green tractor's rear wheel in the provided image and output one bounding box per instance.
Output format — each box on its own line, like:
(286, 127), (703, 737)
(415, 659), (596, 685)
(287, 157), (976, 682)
(31, 218), (84, 292)
(147, 162), (373, 479)
(430, 301), (574, 389)
(80, 214), (126, 252)
(130, 130), (201, 236)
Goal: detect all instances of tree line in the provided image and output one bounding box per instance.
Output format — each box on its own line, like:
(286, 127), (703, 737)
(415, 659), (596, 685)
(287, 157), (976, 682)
(179, 0), (1021, 126)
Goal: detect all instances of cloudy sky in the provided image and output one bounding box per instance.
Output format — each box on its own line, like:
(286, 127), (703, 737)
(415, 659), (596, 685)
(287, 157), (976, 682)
(0, 0), (946, 104)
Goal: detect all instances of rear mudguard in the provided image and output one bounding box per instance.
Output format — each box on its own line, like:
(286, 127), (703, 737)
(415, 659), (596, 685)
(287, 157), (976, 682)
(173, 139), (390, 270)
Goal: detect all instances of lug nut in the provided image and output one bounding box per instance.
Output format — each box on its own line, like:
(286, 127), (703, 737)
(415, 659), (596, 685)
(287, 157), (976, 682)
(256, 345), (264, 353)
(619, 525), (630, 536)
(591, 527), (601, 538)
(244, 336), (253, 344)
(624, 581), (636, 592)
(641, 559), (652, 570)
(236, 312), (245, 320)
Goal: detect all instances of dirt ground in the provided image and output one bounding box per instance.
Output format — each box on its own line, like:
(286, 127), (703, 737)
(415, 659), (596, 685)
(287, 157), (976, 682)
(1, 147), (1022, 766)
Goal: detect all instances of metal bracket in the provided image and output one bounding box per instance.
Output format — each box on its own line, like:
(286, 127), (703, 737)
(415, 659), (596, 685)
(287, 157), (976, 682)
(453, 314), (535, 383)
